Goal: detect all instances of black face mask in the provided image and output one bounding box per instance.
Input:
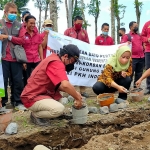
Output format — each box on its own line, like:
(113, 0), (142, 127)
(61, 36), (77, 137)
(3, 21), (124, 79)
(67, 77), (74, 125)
(119, 33), (122, 36)
(66, 64), (74, 72)
(133, 27), (138, 33)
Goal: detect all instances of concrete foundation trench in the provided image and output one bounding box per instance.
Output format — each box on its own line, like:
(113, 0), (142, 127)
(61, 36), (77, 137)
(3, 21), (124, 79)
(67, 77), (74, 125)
(1, 105), (150, 150)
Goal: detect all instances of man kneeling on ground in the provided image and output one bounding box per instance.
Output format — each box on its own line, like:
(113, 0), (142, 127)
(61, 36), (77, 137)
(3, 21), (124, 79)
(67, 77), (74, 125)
(21, 44), (82, 126)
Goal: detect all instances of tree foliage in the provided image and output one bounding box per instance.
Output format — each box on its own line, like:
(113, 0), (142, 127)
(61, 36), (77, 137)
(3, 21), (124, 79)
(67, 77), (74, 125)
(134, 0), (143, 17)
(87, 0), (100, 37)
(113, 0), (126, 44)
(72, 0), (90, 30)
(134, 0), (143, 28)
(87, 0), (100, 18)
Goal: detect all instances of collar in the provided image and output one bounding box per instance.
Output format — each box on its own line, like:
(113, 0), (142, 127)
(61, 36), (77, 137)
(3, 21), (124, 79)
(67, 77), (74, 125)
(73, 26), (82, 32)
(5, 19), (13, 24)
(100, 34), (108, 38)
(129, 31), (137, 35)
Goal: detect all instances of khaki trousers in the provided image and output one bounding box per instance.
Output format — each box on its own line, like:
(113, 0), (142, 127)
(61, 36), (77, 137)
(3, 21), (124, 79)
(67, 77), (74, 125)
(28, 98), (65, 118)
(33, 145), (50, 150)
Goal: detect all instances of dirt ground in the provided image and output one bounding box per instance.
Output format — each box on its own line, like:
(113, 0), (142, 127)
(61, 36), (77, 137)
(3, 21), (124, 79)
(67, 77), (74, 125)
(1, 79), (150, 150)
(70, 121), (150, 150)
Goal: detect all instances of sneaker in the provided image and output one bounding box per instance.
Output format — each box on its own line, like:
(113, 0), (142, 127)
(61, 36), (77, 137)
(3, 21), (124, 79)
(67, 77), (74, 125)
(0, 106), (6, 112)
(0, 106), (6, 110)
(15, 104), (28, 111)
(144, 89), (150, 95)
(30, 113), (49, 126)
(81, 92), (89, 98)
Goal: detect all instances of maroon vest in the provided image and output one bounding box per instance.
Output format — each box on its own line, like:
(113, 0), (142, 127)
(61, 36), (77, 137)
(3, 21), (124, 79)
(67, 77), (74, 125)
(21, 53), (62, 108)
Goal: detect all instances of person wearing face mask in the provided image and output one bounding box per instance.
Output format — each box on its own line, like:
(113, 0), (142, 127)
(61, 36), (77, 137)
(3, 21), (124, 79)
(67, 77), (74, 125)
(0, 2), (27, 111)
(20, 44), (83, 126)
(40, 19), (54, 59)
(95, 23), (114, 45)
(119, 28), (126, 43)
(93, 45), (132, 101)
(64, 16), (90, 98)
(120, 21), (144, 88)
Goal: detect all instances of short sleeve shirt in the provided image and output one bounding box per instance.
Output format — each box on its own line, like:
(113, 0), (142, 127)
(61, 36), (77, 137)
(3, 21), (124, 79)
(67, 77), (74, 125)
(46, 60), (69, 86)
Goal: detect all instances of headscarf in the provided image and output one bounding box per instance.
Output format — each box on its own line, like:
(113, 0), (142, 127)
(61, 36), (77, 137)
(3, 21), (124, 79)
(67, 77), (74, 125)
(106, 45), (131, 72)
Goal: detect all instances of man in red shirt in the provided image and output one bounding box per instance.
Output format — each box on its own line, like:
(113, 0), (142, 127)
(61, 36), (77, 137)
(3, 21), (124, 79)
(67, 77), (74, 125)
(95, 23), (114, 45)
(64, 16), (89, 98)
(141, 20), (150, 94)
(119, 27), (126, 43)
(120, 21), (144, 87)
(21, 44), (83, 126)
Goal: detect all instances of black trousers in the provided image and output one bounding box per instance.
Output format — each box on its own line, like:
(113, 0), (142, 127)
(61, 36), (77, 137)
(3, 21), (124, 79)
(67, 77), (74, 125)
(2, 60), (23, 106)
(145, 52), (150, 90)
(23, 69), (27, 87)
(131, 58), (144, 87)
(92, 76), (132, 100)
(26, 62), (40, 79)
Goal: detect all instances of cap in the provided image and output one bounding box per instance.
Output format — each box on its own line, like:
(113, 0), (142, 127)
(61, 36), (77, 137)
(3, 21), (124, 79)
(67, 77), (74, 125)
(22, 10), (31, 18)
(44, 19), (53, 26)
(63, 44), (81, 63)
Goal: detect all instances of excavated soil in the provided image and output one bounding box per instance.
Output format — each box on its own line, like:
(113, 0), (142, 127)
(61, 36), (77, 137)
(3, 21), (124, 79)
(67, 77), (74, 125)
(1, 105), (150, 150)
(70, 121), (150, 150)
(1, 80), (150, 150)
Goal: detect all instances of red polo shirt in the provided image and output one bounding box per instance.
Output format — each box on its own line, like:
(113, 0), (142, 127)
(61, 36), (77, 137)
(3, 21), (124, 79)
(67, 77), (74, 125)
(2, 22), (16, 62)
(95, 35), (114, 45)
(120, 34), (128, 43)
(120, 32), (144, 58)
(11, 29), (42, 63)
(64, 27), (89, 43)
(141, 21), (150, 52)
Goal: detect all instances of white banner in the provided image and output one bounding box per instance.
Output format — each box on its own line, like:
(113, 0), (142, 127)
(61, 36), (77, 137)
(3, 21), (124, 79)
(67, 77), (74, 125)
(47, 31), (125, 87)
(0, 39), (5, 97)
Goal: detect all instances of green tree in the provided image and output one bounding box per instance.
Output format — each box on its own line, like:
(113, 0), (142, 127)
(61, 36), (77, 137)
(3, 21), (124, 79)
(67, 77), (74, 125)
(113, 0), (126, 44)
(134, 0), (143, 29)
(87, 0), (100, 37)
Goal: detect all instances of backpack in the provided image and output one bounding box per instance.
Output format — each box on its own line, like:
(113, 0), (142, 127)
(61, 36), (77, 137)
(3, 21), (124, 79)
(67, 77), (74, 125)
(126, 33), (140, 42)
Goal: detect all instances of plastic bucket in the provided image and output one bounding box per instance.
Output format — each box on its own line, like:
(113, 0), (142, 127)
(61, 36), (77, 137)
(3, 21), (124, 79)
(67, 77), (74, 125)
(72, 105), (89, 124)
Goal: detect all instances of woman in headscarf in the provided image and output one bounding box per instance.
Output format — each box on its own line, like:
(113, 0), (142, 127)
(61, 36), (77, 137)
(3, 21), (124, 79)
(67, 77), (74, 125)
(92, 45), (132, 100)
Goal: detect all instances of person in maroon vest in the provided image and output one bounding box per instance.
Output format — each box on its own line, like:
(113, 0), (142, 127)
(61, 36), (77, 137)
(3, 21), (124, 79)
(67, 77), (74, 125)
(21, 44), (83, 126)
(64, 16), (89, 98)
